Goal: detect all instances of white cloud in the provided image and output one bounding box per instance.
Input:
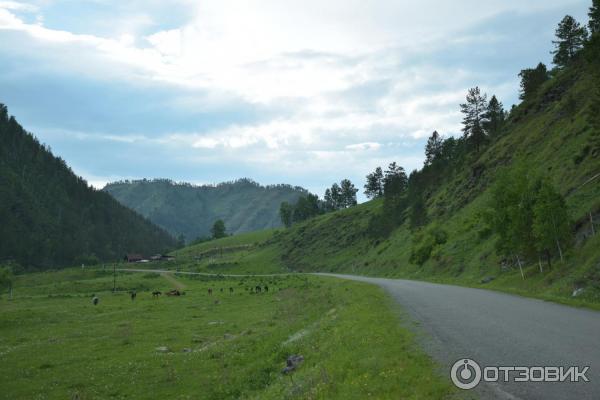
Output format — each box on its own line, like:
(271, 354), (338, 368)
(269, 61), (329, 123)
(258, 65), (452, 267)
(0, 0), (589, 198)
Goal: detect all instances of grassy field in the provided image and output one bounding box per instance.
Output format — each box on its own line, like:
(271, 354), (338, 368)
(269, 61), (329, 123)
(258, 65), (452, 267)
(0, 268), (457, 400)
(166, 229), (287, 275)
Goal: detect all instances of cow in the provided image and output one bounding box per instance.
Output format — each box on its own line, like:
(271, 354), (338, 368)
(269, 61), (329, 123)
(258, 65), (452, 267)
(130, 291), (137, 301)
(208, 288), (213, 296)
(152, 291), (162, 298)
(92, 296), (99, 306)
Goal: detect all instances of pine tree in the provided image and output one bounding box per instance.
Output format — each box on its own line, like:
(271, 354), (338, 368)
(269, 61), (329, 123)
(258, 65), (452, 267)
(364, 167), (384, 199)
(483, 95), (505, 137)
(518, 63), (549, 100)
(424, 131), (443, 165)
(552, 15), (588, 67)
(340, 179), (358, 208)
(383, 162), (408, 196)
(460, 87), (488, 153)
(211, 220), (226, 239)
(590, 0), (600, 35)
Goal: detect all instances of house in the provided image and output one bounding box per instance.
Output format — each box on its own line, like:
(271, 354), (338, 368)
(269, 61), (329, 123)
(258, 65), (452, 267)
(124, 254), (144, 263)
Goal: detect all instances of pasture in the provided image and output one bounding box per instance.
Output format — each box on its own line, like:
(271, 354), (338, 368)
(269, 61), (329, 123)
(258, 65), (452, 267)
(0, 268), (455, 399)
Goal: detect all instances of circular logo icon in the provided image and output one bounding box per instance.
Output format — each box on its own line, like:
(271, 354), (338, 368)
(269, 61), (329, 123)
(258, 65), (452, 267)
(450, 358), (482, 390)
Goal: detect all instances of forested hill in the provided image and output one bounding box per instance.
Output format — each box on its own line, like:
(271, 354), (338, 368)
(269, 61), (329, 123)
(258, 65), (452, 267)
(0, 105), (177, 269)
(103, 179), (308, 241)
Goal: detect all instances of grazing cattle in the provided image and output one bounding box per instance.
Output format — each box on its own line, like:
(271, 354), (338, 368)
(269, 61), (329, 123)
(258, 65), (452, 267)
(92, 296), (99, 306)
(264, 285), (269, 293)
(130, 291), (137, 301)
(229, 287), (234, 294)
(152, 291), (162, 298)
(255, 285), (262, 293)
(166, 289), (181, 296)
(208, 288), (213, 295)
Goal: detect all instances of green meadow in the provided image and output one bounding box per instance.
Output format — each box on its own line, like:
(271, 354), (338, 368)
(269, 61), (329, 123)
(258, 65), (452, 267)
(0, 268), (456, 400)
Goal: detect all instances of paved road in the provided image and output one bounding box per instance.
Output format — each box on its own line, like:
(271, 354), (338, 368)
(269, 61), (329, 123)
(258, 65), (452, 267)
(319, 274), (600, 400)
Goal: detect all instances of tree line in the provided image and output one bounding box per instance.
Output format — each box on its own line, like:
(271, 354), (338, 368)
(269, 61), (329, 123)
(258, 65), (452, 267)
(279, 179), (359, 228)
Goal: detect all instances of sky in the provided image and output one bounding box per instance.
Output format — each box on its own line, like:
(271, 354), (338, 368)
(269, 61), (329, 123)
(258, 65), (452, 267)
(0, 0), (592, 200)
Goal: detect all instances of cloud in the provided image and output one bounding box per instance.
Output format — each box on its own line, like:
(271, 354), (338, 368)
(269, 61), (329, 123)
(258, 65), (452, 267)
(0, 0), (592, 200)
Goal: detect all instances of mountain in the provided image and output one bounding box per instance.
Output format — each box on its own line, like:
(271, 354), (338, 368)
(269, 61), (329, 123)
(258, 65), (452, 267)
(0, 105), (177, 269)
(103, 179), (308, 241)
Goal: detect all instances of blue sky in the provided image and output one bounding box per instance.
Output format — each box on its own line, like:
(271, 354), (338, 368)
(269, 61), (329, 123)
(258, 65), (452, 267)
(0, 0), (591, 200)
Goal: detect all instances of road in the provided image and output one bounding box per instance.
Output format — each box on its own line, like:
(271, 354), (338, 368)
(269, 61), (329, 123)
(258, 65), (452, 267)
(318, 274), (600, 400)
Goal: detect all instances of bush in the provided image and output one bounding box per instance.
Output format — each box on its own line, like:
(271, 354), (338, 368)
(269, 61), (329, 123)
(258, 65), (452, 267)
(409, 226), (448, 266)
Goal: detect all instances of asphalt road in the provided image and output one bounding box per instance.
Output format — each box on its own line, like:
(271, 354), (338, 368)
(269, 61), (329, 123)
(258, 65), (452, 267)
(318, 274), (600, 400)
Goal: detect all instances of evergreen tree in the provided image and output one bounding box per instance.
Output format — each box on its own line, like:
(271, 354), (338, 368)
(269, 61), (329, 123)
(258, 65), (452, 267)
(211, 220), (226, 239)
(383, 162), (408, 196)
(279, 201), (293, 228)
(483, 95), (505, 137)
(460, 87), (488, 153)
(424, 131), (443, 165)
(518, 63), (549, 100)
(364, 167), (384, 199)
(589, 0), (600, 35)
(552, 15), (588, 67)
(340, 179), (358, 208)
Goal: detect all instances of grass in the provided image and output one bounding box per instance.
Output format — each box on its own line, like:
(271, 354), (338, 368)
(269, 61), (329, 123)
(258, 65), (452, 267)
(0, 268), (456, 400)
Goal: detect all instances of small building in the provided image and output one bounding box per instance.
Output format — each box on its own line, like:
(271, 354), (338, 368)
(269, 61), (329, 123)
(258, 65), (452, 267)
(124, 254), (143, 263)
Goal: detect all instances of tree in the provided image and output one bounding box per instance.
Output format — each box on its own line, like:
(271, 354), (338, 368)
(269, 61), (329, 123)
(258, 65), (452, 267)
(324, 183), (343, 210)
(589, 0), (600, 35)
(460, 87), (488, 152)
(424, 131), (443, 165)
(292, 194), (321, 222)
(483, 95), (505, 137)
(211, 220), (226, 239)
(532, 180), (571, 266)
(518, 63), (549, 100)
(383, 162), (408, 197)
(279, 202), (293, 228)
(340, 179), (358, 208)
(552, 15), (588, 67)
(364, 167), (384, 199)
(487, 165), (543, 279)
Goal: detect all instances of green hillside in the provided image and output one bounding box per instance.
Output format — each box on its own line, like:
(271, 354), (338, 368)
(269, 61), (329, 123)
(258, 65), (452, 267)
(104, 179), (308, 242)
(174, 35), (600, 307)
(0, 105), (177, 269)
(275, 42), (600, 303)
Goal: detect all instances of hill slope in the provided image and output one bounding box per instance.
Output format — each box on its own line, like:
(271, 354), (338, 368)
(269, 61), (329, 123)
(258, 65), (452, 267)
(103, 179), (308, 241)
(272, 50), (600, 302)
(174, 41), (600, 306)
(0, 105), (177, 269)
